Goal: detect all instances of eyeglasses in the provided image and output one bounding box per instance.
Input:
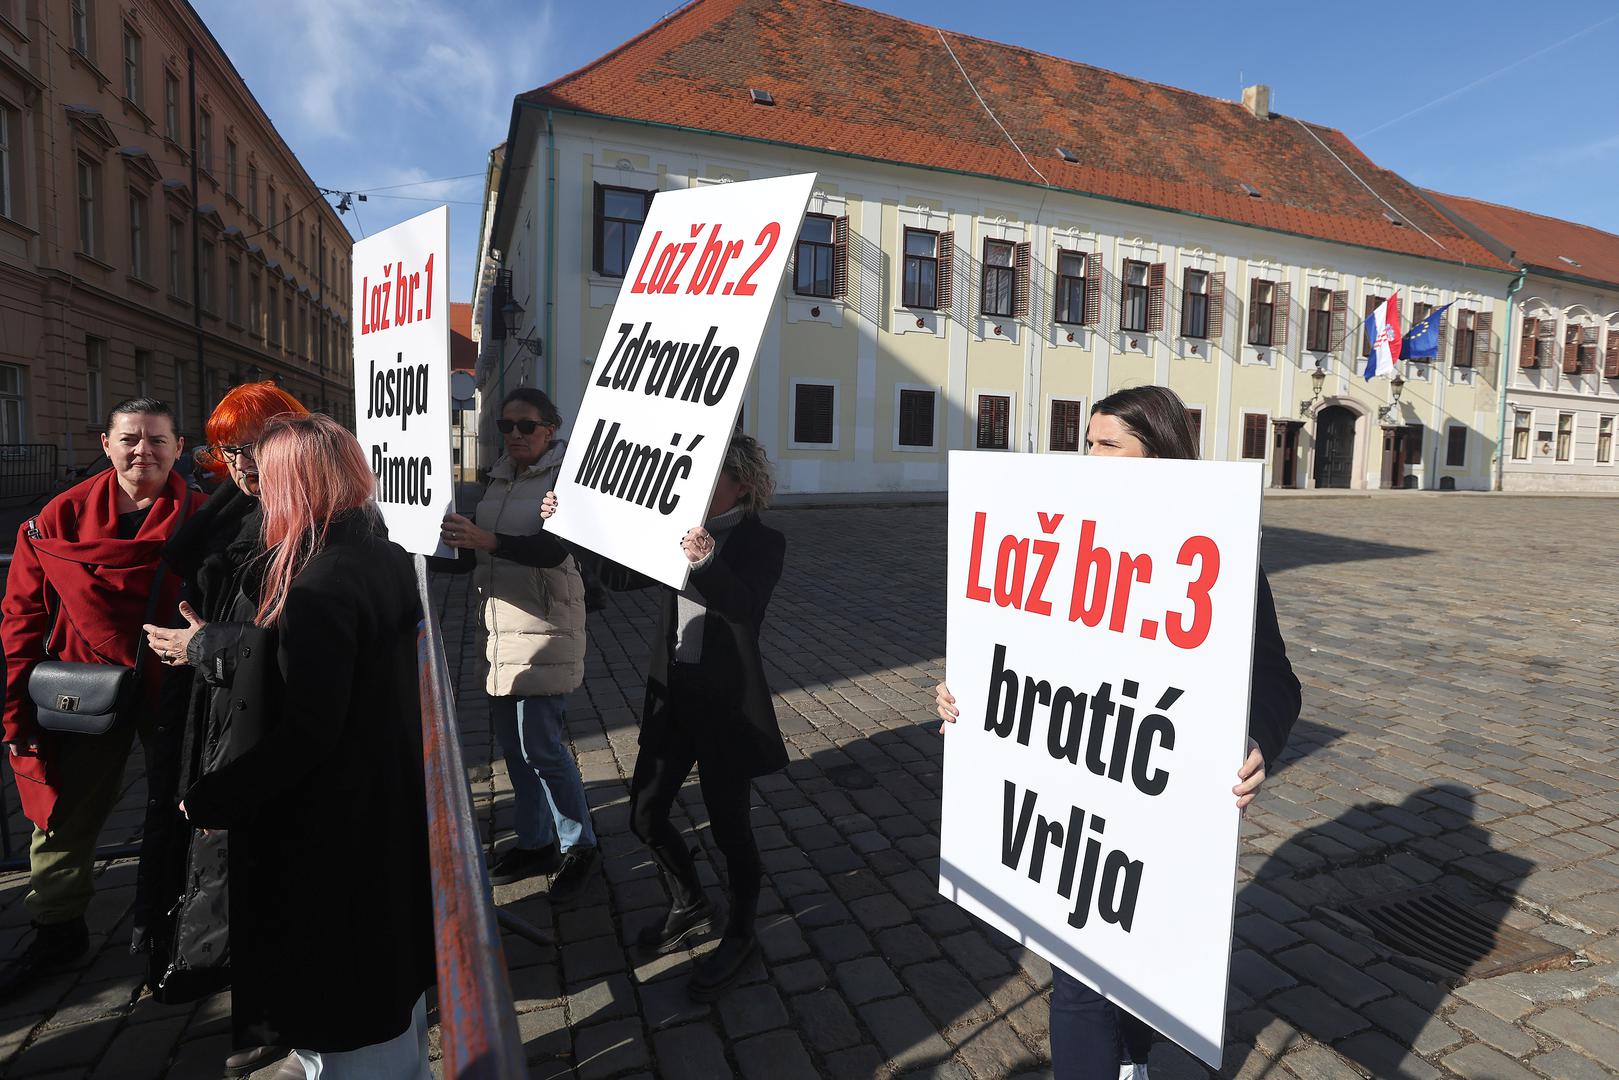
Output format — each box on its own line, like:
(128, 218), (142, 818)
(195, 443), (255, 466)
(497, 419), (551, 435)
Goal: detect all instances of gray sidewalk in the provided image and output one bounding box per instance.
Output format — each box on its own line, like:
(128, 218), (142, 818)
(0, 496), (1618, 1077)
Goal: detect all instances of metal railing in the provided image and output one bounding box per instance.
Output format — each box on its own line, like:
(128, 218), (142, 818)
(413, 557), (530, 1078)
(0, 445), (59, 503)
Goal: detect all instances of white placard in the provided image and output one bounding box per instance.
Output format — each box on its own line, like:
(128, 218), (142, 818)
(352, 205), (455, 558)
(940, 451), (1262, 1068)
(549, 173), (818, 589)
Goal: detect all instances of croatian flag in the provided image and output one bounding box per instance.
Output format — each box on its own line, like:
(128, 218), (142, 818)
(1363, 294), (1403, 380)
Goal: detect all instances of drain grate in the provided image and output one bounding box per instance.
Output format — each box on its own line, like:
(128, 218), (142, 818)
(825, 763), (877, 790)
(1336, 885), (1572, 981)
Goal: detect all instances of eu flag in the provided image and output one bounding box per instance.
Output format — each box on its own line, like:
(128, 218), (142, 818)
(1402, 302), (1453, 360)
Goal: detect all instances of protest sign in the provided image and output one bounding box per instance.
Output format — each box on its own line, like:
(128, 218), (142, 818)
(352, 205), (455, 558)
(939, 451), (1262, 1068)
(548, 173), (817, 589)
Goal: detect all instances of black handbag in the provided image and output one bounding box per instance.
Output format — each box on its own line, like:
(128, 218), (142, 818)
(26, 499), (189, 736)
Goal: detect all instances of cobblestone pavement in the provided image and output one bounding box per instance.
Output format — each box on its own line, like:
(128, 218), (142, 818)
(1, 494), (1618, 1078)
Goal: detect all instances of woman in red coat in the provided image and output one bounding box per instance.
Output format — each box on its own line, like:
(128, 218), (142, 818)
(0, 398), (202, 999)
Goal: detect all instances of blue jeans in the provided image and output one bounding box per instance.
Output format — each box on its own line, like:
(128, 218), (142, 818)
(1049, 967), (1154, 1079)
(490, 694), (596, 852)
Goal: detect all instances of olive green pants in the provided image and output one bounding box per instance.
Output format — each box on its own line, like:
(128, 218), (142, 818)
(25, 711), (154, 926)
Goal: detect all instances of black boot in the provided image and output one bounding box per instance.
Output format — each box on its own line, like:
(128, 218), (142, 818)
(637, 843), (713, 954)
(0, 917), (89, 1002)
(688, 933), (759, 1001)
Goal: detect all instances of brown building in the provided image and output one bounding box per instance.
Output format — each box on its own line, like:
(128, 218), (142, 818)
(0, 0), (353, 481)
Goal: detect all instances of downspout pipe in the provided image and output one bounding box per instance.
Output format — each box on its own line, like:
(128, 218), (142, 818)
(544, 111), (557, 398)
(1495, 267), (1527, 491)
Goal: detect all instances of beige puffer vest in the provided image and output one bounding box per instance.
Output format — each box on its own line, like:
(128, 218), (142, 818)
(474, 441), (586, 698)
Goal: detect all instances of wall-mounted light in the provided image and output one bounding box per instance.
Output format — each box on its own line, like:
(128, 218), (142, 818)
(810, 306), (821, 318)
(993, 324), (1003, 336)
(1299, 364), (1328, 417)
(916, 317), (925, 329)
(1066, 332), (1075, 343)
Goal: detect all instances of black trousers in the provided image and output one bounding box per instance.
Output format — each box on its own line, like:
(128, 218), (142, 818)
(627, 675), (760, 939)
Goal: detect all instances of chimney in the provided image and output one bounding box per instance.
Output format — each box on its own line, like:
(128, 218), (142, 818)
(1242, 84), (1271, 120)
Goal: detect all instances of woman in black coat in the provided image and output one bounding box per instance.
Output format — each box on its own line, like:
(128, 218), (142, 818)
(543, 433), (787, 1001)
(936, 386), (1302, 1080)
(172, 414), (434, 1075)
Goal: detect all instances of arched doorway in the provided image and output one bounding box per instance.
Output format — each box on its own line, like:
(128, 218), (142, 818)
(1314, 405), (1356, 488)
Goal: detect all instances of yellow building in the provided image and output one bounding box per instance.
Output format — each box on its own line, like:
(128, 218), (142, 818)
(477, 0), (1514, 494)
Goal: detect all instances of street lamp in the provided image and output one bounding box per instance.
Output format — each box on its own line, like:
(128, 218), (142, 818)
(1299, 364), (1328, 416)
(1378, 374), (1406, 426)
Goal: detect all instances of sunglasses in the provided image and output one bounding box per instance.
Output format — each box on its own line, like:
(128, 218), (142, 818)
(497, 419), (551, 435)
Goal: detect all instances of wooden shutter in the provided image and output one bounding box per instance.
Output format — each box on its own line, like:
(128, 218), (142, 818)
(794, 384), (834, 444)
(1083, 254), (1101, 326)
(1207, 271), (1225, 345)
(1538, 319), (1557, 367)
(1012, 241), (1031, 318)
(492, 269), (513, 339)
(1436, 308), (1449, 362)
(1329, 289), (1348, 355)
(1562, 324), (1580, 374)
(1049, 399), (1082, 452)
(976, 395), (1010, 450)
(1146, 262), (1166, 333)
(1241, 414), (1267, 459)
(1606, 328), (1619, 378)
(1519, 316), (1539, 367)
(1473, 310), (1491, 371)
(832, 216), (849, 298)
(1185, 408), (1202, 450)
(898, 389), (934, 447)
(1580, 325), (1600, 374)
(936, 231), (954, 310)
(1271, 281), (1290, 347)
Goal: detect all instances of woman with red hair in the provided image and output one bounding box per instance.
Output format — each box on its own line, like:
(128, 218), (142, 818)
(174, 413), (434, 1077)
(138, 381), (307, 1078)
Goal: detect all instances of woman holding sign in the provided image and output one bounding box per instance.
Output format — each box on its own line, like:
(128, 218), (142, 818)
(936, 385), (1300, 1080)
(542, 434), (787, 1001)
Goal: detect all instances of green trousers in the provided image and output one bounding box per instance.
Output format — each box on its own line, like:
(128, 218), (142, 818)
(25, 710), (154, 926)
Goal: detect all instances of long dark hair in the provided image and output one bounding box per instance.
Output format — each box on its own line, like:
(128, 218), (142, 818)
(501, 387), (562, 429)
(1091, 385), (1200, 461)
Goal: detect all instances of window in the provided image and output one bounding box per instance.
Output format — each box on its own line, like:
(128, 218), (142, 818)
(1180, 269), (1209, 338)
(1055, 250), (1087, 325)
(70, 0), (91, 56)
(1453, 309), (1477, 367)
(1578, 326), (1600, 375)
(122, 26), (141, 105)
(173, 360), (186, 430)
(1049, 398), (1084, 453)
(76, 157), (99, 255)
(298, 219), (305, 265)
(975, 394), (1011, 450)
(1120, 260), (1149, 332)
(247, 162), (259, 218)
(133, 349), (151, 396)
(1556, 413), (1573, 461)
(1362, 295), (1386, 357)
(1512, 410), (1531, 461)
(167, 216), (184, 297)
(267, 283), (279, 344)
(163, 72), (179, 141)
(199, 240), (215, 312)
(593, 184), (652, 278)
(128, 190), (148, 279)
(1185, 408), (1203, 452)
(0, 103), (13, 220)
(1598, 416), (1613, 464)
(298, 300), (307, 357)
(85, 336), (105, 425)
(198, 109), (212, 174)
(1307, 287), (1333, 352)
(794, 214), (835, 298)
(266, 180), (276, 232)
(0, 362), (24, 442)
(225, 139), (237, 197)
(284, 292), (292, 353)
(1409, 302), (1432, 364)
(1446, 425), (1467, 467)
(1241, 414), (1267, 460)
(903, 228), (939, 310)
(226, 256), (241, 323)
(792, 383), (835, 445)
(981, 239), (1015, 318)
(898, 388), (936, 448)
(1248, 279), (1276, 347)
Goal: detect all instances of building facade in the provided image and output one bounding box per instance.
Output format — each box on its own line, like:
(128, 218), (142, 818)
(1428, 193), (1619, 493)
(0, 0), (353, 477)
(478, 0), (1514, 495)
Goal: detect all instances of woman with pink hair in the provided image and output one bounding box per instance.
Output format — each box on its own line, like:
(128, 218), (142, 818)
(175, 413), (434, 1078)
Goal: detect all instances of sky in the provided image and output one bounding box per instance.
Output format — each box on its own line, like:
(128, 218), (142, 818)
(195, 0), (1619, 304)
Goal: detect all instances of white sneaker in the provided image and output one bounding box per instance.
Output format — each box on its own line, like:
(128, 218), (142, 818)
(1118, 1066), (1149, 1080)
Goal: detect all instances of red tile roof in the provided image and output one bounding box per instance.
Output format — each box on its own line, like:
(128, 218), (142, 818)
(1427, 191), (1619, 291)
(449, 301), (476, 371)
(523, 0), (1509, 273)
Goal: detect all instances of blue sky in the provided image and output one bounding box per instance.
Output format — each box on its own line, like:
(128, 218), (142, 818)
(196, 1), (1619, 303)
